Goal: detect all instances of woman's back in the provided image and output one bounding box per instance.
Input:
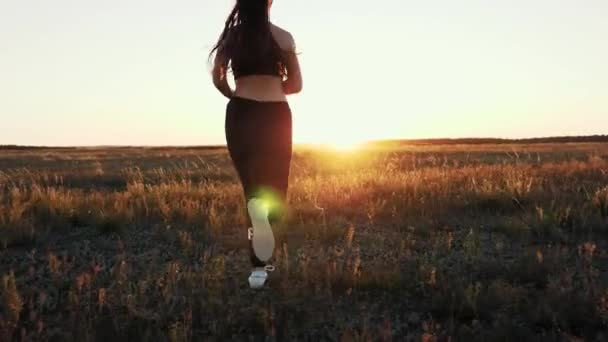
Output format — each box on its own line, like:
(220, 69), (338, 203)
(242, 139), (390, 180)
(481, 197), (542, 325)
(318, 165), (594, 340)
(212, 19), (302, 102)
(230, 24), (293, 101)
(231, 24), (299, 102)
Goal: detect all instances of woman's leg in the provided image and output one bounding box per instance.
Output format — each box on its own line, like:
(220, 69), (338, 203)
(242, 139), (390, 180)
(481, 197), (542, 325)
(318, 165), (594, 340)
(229, 152), (269, 268)
(238, 152), (291, 267)
(248, 101), (292, 226)
(225, 99), (292, 268)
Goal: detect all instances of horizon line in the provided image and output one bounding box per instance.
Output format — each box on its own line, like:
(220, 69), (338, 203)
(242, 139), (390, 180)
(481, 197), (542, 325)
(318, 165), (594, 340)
(1, 134), (607, 149)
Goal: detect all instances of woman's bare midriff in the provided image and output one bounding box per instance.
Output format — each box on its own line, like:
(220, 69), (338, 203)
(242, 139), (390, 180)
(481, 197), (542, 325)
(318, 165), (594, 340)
(233, 75), (287, 102)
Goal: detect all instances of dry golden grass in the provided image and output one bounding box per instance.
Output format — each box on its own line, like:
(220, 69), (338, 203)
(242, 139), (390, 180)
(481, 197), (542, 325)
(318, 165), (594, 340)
(0, 142), (607, 341)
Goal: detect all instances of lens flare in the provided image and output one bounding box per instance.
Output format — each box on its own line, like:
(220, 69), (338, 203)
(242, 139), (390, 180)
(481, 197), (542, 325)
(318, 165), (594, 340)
(250, 187), (284, 218)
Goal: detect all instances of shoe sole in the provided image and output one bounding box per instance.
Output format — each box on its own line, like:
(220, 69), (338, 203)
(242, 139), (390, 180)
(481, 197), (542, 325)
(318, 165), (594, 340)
(248, 276), (267, 289)
(247, 198), (275, 262)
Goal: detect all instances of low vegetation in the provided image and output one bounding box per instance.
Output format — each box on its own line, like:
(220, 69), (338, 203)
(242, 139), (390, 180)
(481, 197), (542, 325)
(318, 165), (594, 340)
(1, 142), (607, 340)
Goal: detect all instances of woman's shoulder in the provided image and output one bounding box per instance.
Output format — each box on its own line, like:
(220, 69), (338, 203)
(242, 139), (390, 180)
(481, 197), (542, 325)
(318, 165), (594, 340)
(270, 23), (296, 51)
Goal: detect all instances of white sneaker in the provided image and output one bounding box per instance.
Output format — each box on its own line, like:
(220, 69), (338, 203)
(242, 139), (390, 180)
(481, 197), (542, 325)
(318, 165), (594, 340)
(247, 198), (275, 262)
(248, 265), (275, 289)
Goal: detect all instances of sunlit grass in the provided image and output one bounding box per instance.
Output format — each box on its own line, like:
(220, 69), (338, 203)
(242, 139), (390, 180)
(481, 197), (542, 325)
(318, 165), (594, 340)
(0, 143), (607, 340)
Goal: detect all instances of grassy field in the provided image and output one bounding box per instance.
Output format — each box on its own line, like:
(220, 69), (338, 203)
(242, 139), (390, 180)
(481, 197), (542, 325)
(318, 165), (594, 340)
(1, 142), (607, 341)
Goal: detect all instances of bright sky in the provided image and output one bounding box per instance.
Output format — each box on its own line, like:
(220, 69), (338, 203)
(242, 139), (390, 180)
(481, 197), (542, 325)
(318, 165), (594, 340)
(1, 0), (607, 146)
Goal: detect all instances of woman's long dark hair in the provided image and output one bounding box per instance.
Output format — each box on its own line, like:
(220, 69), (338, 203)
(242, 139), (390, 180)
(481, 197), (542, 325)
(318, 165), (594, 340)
(209, 0), (286, 77)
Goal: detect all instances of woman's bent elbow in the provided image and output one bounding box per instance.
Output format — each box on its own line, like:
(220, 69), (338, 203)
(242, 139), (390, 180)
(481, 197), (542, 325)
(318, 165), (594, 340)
(288, 81), (303, 94)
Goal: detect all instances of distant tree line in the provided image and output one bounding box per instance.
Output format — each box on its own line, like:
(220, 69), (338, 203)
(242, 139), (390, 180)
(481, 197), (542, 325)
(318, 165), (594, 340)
(0, 145), (76, 150)
(0, 145), (230, 150)
(373, 134), (608, 146)
(2, 135), (607, 150)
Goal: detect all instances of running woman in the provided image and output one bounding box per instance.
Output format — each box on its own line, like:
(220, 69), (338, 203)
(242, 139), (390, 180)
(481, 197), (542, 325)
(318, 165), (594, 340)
(210, 0), (303, 288)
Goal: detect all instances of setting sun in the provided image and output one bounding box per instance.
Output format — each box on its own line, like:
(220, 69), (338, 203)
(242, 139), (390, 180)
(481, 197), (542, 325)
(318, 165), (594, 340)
(293, 112), (374, 152)
(325, 138), (366, 152)
(297, 131), (368, 152)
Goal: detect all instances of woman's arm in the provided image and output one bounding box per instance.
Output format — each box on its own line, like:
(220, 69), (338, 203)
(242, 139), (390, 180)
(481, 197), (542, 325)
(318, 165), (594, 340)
(212, 49), (234, 99)
(282, 33), (303, 95)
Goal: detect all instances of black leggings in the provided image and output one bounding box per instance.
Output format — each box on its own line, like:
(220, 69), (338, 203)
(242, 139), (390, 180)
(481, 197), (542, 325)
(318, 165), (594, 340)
(225, 96), (292, 267)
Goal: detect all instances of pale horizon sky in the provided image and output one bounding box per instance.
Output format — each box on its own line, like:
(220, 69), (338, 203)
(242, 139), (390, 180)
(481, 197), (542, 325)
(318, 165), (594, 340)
(1, 0), (607, 146)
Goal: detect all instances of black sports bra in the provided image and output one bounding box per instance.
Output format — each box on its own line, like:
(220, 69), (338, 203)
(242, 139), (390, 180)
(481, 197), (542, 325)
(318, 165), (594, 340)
(232, 57), (282, 79)
(228, 26), (284, 80)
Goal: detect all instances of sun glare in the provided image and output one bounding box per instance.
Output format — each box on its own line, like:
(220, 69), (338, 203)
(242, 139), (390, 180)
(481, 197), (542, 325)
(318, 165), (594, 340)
(297, 125), (368, 152)
(327, 139), (365, 152)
